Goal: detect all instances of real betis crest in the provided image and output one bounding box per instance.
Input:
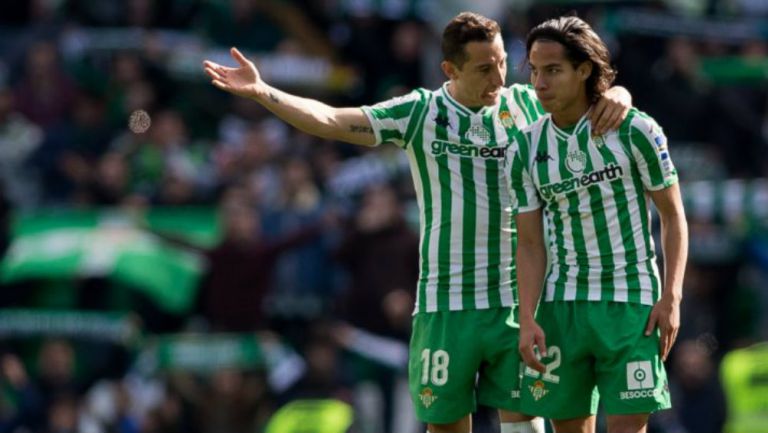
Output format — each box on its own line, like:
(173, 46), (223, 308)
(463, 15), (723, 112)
(565, 149), (587, 174)
(592, 134), (605, 147)
(529, 380), (549, 401)
(499, 110), (515, 128)
(465, 124), (491, 143)
(419, 387), (438, 408)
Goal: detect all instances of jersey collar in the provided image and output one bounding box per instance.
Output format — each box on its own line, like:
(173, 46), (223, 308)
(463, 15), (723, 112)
(550, 112), (591, 141)
(440, 82), (494, 118)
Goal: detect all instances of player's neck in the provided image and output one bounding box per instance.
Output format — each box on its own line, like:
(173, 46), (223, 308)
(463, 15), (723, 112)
(447, 81), (486, 110)
(551, 97), (589, 129)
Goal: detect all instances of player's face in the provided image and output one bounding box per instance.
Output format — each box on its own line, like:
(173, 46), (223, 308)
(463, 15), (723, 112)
(443, 34), (507, 107)
(529, 40), (591, 117)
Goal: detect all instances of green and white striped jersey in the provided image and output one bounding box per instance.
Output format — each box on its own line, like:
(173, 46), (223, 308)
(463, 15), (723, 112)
(506, 108), (678, 305)
(361, 83), (544, 313)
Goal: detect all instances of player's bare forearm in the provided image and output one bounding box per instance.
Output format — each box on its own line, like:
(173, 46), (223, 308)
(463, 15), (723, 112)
(251, 85), (376, 146)
(647, 184), (687, 359)
(515, 209), (548, 372)
(650, 183), (688, 302)
(204, 47), (376, 146)
(515, 209), (547, 323)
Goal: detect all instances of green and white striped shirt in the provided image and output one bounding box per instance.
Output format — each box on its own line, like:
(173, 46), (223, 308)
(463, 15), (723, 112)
(507, 108), (678, 305)
(362, 83), (543, 313)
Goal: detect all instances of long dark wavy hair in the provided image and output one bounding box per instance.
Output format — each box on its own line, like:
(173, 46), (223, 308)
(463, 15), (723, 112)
(526, 16), (616, 103)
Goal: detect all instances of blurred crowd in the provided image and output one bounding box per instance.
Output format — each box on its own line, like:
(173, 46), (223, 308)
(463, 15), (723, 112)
(0, 1), (767, 433)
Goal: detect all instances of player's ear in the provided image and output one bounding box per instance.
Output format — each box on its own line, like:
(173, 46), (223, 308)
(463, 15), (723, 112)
(441, 60), (459, 80)
(577, 61), (593, 82)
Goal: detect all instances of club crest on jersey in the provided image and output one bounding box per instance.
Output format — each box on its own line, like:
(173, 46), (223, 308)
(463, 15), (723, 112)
(419, 387), (438, 408)
(499, 110), (515, 128)
(592, 135), (606, 147)
(529, 380), (549, 401)
(565, 150), (587, 174)
(465, 124), (491, 142)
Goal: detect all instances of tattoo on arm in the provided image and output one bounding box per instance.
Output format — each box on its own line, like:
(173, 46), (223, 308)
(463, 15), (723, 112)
(349, 124), (373, 134)
(269, 92), (280, 104)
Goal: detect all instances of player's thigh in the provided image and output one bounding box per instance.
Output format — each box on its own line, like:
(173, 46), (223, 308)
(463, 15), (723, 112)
(551, 415), (596, 433)
(521, 302), (599, 420)
(592, 302), (671, 416)
(408, 311), (484, 424)
(606, 413), (649, 433)
(476, 307), (525, 413)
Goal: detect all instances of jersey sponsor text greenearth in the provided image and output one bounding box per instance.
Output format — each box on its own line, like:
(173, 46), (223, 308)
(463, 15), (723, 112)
(430, 140), (507, 159)
(539, 163), (624, 199)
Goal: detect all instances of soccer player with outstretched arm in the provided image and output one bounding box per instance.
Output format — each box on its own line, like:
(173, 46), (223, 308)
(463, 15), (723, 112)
(204, 12), (631, 433)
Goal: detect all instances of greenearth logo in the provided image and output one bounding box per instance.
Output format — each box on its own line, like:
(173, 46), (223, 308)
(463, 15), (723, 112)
(540, 163), (624, 199)
(430, 140), (506, 159)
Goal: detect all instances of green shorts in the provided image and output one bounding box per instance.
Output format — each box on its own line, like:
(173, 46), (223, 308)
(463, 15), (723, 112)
(520, 301), (671, 419)
(408, 308), (522, 424)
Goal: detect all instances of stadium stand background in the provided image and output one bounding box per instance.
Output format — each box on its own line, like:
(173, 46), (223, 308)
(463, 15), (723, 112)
(0, 1), (766, 432)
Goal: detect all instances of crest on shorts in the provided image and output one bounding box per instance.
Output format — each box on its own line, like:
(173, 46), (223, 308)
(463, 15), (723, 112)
(528, 380), (549, 401)
(419, 387), (438, 408)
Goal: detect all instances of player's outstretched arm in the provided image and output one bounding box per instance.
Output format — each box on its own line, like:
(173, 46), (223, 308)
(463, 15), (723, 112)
(644, 183), (688, 361)
(515, 209), (548, 374)
(203, 47), (376, 146)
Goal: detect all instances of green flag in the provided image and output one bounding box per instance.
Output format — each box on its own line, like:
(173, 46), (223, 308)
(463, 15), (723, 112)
(0, 208), (219, 314)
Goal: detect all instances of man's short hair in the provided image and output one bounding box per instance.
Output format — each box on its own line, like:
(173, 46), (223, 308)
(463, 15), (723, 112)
(442, 12), (501, 68)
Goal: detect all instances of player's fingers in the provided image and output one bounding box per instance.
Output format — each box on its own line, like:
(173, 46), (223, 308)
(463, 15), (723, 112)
(525, 348), (547, 374)
(230, 47), (250, 67)
(644, 310), (657, 336)
(211, 79), (229, 91)
(595, 104), (618, 135)
(204, 66), (223, 81)
(660, 329), (672, 361)
(520, 343), (543, 373)
(613, 107), (630, 130)
(671, 327), (679, 347)
(203, 61), (231, 76)
(605, 108), (623, 131)
(536, 333), (548, 363)
(589, 100), (608, 133)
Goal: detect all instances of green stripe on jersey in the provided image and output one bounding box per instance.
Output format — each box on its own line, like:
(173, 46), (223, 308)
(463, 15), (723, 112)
(508, 108), (674, 305)
(362, 84), (543, 312)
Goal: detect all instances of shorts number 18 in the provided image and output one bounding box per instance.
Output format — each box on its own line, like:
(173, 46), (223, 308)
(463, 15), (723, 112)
(420, 349), (450, 386)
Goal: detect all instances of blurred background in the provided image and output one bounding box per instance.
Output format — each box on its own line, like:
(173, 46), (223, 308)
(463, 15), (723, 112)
(0, 0), (766, 432)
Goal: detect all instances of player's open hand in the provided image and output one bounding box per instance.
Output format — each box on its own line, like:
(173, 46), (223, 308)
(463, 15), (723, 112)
(645, 296), (681, 361)
(203, 47), (264, 99)
(590, 86), (631, 136)
(519, 319), (547, 374)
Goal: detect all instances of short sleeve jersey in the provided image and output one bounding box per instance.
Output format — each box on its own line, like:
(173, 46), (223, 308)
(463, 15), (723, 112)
(506, 108), (678, 305)
(361, 83), (544, 313)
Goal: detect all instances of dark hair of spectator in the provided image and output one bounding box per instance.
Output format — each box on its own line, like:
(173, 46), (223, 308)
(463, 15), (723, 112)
(526, 16), (616, 104)
(442, 12), (501, 68)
